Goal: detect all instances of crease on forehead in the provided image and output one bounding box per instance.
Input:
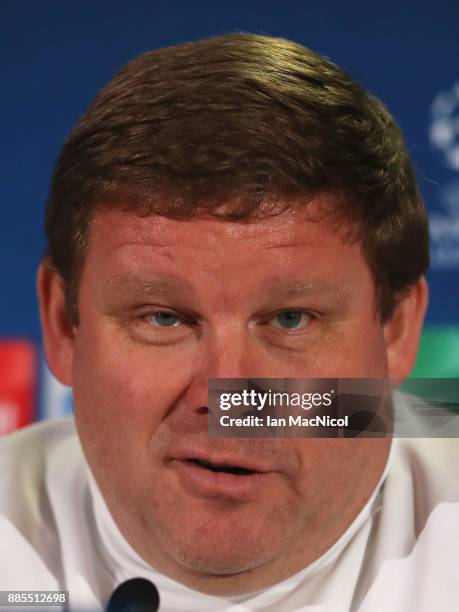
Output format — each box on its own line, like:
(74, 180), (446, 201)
(89, 199), (354, 252)
(268, 278), (354, 301)
(102, 274), (196, 298)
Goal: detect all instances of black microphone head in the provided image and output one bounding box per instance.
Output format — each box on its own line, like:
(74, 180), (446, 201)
(106, 578), (160, 612)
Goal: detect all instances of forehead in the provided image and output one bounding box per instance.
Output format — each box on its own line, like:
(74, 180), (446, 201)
(84, 198), (370, 295)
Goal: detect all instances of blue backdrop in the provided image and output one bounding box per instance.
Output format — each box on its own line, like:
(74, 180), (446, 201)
(2, 0), (459, 346)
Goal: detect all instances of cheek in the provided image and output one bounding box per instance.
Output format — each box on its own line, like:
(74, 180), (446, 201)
(291, 438), (388, 522)
(332, 312), (389, 376)
(70, 323), (197, 448)
(296, 327), (388, 378)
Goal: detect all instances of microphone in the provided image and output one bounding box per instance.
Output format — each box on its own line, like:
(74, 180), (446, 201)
(106, 578), (160, 612)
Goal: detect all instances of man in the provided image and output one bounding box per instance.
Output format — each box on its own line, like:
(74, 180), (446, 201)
(0, 33), (457, 611)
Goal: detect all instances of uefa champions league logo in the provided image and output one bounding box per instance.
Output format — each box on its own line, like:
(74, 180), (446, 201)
(429, 81), (459, 269)
(430, 82), (459, 172)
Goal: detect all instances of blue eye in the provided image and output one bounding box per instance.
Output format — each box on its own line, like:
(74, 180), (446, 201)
(148, 312), (181, 327)
(270, 311), (310, 330)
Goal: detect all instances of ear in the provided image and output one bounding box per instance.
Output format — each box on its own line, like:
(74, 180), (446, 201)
(37, 259), (75, 386)
(383, 277), (429, 380)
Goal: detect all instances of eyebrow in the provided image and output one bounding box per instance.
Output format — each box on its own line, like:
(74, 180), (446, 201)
(101, 275), (353, 306)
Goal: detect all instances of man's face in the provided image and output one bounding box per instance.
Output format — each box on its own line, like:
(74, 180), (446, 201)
(54, 200), (395, 592)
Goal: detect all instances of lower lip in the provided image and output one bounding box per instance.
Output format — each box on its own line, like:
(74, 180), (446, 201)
(172, 460), (273, 499)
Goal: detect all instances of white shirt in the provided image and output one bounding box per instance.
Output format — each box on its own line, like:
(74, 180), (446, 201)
(0, 394), (458, 611)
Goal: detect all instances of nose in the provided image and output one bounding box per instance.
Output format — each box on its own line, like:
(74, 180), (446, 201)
(206, 327), (259, 379)
(177, 325), (268, 417)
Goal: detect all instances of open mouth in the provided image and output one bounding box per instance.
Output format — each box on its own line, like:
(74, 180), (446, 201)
(185, 458), (256, 476)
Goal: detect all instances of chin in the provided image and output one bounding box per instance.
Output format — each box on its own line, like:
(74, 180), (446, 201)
(156, 512), (284, 577)
(174, 548), (266, 577)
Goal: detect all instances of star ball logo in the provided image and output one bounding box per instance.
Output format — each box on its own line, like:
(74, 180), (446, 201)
(429, 81), (459, 270)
